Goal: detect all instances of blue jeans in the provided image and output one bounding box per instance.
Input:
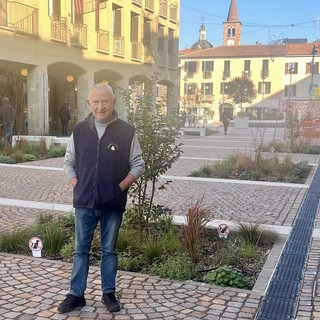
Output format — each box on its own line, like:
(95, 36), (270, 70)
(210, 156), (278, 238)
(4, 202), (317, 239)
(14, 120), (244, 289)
(70, 208), (123, 297)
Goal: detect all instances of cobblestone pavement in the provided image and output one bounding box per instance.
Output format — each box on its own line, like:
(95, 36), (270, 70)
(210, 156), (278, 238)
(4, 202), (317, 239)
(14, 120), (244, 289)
(0, 126), (320, 319)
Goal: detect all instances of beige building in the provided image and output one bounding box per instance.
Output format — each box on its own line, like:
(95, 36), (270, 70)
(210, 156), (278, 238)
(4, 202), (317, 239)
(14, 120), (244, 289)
(179, 0), (320, 124)
(0, 0), (180, 135)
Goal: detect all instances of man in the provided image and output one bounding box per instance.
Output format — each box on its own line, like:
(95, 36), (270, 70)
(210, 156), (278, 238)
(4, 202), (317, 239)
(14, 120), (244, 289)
(0, 97), (15, 145)
(58, 83), (145, 314)
(59, 102), (71, 136)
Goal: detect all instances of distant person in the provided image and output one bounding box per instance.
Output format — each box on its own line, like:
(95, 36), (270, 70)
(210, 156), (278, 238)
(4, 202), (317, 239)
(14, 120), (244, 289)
(221, 110), (230, 135)
(59, 102), (71, 136)
(0, 97), (15, 145)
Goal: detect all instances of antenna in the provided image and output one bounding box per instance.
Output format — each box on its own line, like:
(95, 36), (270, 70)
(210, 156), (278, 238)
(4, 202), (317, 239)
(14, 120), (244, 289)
(317, 14), (320, 40)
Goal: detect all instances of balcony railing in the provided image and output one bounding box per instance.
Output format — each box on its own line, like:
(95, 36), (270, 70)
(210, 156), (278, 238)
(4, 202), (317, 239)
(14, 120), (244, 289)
(131, 42), (142, 61)
(6, 1), (38, 35)
(144, 45), (154, 64)
(158, 50), (167, 67)
(222, 70), (231, 79)
(51, 14), (68, 43)
(145, 0), (154, 11)
(261, 69), (270, 79)
(113, 36), (125, 56)
(203, 71), (212, 79)
(97, 29), (110, 53)
(71, 22), (87, 48)
(242, 70), (252, 77)
(159, 0), (168, 18)
(169, 3), (177, 22)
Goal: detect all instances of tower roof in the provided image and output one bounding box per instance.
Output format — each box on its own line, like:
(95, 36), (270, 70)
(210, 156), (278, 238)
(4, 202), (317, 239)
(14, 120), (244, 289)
(190, 23), (213, 50)
(227, 0), (239, 22)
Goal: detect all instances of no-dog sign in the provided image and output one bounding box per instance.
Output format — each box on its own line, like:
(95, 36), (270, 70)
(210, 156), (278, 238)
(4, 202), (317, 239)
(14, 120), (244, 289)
(217, 224), (231, 239)
(29, 237), (43, 257)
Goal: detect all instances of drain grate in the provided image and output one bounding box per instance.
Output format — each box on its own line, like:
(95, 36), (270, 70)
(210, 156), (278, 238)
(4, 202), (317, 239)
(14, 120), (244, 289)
(255, 165), (320, 320)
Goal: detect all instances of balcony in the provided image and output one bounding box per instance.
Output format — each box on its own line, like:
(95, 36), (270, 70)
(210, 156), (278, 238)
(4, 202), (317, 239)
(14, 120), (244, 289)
(203, 71), (212, 79)
(222, 70), (231, 79)
(113, 36), (125, 57)
(261, 70), (270, 79)
(3, 1), (39, 36)
(131, 42), (142, 61)
(168, 55), (176, 69)
(132, 0), (142, 6)
(144, 45), (154, 64)
(169, 3), (177, 23)
(71, 22), (87, 48)
(159, 0), (168, 18)
(51, 14), (68, 43)
(242, 70), (252, 78)
(158, 50), (167, 67)
(145, 0), (154, 12)
(97, 29), (110, 53)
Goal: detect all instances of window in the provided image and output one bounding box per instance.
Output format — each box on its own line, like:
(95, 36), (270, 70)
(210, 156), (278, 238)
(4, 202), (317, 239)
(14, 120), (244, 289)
(202, 61), (214, 72)
(223, 60), (231, 78)
(168, 28), (174, 54)
(158, 24), (165, 51)
(185, 61), (197, 77)
(258, 82), (271, 94)
(113, 5), (122, 37)
(184, 83), (196, 95)
(201, 83), (213, 95)
(306, 62), (319, 74)
(227, 26), (235, 38)
(262, 59), (269, 70)
(130, 12), (139, 42)
(220, 82), (231, 94)
(284, 85), (296, 97)
(244, 60), (250, 72)
(285, 63), (298, 74)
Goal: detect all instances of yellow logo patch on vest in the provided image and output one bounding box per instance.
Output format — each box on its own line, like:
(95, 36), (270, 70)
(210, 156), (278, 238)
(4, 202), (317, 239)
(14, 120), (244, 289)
(107, 143), (119, 151)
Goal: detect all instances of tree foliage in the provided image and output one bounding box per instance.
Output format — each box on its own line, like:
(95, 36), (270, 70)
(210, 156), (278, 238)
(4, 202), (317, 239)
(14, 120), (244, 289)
(227, 77), (257, 107)
(119, 74), (183, 235)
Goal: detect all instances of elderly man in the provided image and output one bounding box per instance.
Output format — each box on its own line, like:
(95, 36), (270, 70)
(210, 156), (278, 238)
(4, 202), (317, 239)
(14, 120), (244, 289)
(58, 83), (145, 314)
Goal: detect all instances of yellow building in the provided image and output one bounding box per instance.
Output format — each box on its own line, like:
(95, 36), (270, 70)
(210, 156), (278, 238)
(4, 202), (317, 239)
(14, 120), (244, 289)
(0, 0), (180, 135)
(179, 0), (320, 124)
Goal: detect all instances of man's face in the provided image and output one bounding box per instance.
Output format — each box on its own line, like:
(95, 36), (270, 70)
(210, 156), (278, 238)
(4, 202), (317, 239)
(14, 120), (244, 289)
(87, 87), (116, 123)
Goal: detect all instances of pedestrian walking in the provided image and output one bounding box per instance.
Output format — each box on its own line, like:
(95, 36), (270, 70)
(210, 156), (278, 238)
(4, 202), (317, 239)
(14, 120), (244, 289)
(59, 102), (71, 136)
(221, 110), (230, 135)
(58, 83), (145, 314)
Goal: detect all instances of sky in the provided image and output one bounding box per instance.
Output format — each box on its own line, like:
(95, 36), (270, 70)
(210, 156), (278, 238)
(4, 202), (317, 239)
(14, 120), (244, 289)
(179, 0), (320, 49)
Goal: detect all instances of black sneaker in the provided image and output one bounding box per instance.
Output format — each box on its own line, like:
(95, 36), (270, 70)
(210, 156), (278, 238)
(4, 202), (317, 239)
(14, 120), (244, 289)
(57, 294), (86, 313)
(102, 292), (121, 312)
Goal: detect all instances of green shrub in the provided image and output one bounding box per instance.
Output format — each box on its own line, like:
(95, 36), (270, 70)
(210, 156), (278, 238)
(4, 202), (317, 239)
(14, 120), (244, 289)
(0, 155), (16, 164)
(43, 219), (65, 256)
(204, 265), (252, 289)
(60, 236), (75, 262)
(149, 253), (197, 280)
(118, 250), (143, 272)
(49, 145), (66, 158)
(0, 228), (31, 254)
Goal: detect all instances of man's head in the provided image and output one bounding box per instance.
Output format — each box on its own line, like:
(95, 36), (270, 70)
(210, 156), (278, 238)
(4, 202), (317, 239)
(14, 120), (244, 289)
(87, 83), (116, 123)
(3, 97), (9, 103)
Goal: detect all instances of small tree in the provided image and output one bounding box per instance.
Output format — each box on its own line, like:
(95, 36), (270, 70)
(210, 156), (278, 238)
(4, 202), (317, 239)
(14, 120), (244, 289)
(120, 74), (183, 236)
(227, 77), (257, 112)
(0, 68), (26, 136)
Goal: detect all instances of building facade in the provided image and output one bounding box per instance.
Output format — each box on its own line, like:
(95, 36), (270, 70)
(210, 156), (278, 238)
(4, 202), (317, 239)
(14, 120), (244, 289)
(179, 0), (320, 124)
(0, 0), (180, 135)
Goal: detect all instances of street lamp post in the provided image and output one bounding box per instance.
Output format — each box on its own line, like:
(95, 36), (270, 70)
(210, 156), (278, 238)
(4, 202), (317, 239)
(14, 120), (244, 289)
(309, 44), (318, 99)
